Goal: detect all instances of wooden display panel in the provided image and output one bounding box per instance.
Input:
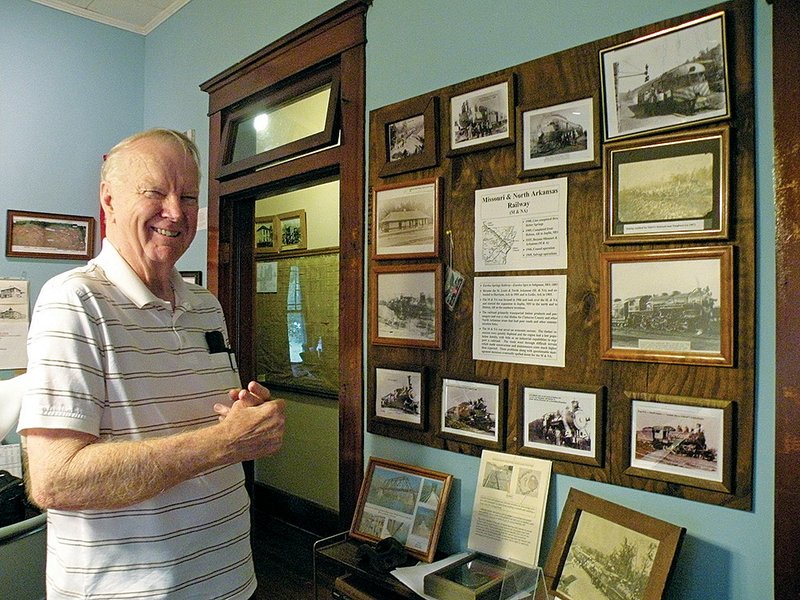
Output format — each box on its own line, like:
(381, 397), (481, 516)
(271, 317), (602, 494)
(367, 0), (753, 510)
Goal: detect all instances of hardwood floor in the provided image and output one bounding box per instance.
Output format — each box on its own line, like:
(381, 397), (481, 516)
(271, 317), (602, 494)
(249, 508), (324, 600)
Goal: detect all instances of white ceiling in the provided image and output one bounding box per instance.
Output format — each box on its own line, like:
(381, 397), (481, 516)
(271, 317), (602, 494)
(30, 0), (193, 35)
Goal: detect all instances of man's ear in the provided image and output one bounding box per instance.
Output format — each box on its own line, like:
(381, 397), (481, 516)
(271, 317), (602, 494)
(99, 181), (114, 222)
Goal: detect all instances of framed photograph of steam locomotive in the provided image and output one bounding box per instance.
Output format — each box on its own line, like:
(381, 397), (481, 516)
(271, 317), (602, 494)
(600, 11), (730, 141)
(600, 246), (733, 366)
(375, 95), (439, 178)
(370, 263), (443, 349)
(447, 75), (515, 156)
(372, 178), (441, 260)
(350, 457), (453, 563)
(439, 378), (506, 450)
(626, 391), (733, 493)
(517, 96), (599, 177)
(519, 384), (605, 468)
(604, 124), (730, 244)
(544, 488), (685, 600)
(371, 365), (427, 430)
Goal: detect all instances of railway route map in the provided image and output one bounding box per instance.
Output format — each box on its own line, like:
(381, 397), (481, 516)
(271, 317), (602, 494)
(481, 222), (517, 266)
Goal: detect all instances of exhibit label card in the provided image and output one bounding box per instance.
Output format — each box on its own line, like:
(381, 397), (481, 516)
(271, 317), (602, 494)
(474, 178), (567, 272)
(0, 279), (29, 370)
(472, 275), (566, 367)
(467, 450), (552, 568)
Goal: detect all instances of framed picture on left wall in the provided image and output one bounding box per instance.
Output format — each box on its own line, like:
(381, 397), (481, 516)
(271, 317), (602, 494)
(6, 210), (95, 260)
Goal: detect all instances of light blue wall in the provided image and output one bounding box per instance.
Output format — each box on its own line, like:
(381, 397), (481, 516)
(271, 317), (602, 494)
(0, 0), (144, 302)
(0, 1), (775, 598)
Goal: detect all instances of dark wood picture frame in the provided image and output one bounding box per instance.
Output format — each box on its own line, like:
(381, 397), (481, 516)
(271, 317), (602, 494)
(370, 262), (443, 349)
(372, 178), (441, 260)
(517, 95), (600, 178)
(6, 210), (95, 260)
(179, 270), (203, 285)
(370, 365), (427, 431)
(600, 246), (734, 366)
(600, 10), (730, 141)
(439, 377), (506, 451)
(518, 384), (605, 468)
(544, 488), (685, 600)
(375, 95), (439, 178)
(446, 75), (515, 156)
(604, 124), (731, 243)
(625, 391), (734, 493)
(350, 457), (453, 562)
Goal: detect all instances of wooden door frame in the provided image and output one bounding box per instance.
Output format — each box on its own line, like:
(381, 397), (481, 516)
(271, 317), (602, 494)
(773, 0), (799, 597)
(200, 0), (369, 529)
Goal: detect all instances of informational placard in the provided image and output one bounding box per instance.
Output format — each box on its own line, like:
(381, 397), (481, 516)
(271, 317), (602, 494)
(474, 178), (567, 272)
(472, 275), (566, 367)
(467, 450), (552, 568)
(0, 279), (29, 370)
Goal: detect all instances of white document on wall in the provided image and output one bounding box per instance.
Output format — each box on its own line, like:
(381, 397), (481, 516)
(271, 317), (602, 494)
(468, 451), (552, 569)
(0, 279), (29, 370)
(472, 274), (566, 367)
(474, 178), (567, 272)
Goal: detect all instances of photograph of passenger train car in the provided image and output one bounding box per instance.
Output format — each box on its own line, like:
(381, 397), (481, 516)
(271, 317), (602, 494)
(600, 11), (729, 140)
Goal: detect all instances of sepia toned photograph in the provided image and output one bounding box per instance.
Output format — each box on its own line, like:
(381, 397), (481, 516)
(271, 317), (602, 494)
(254, 216), (277, 253)
(520, 385), (604, 467)
(600, 11), (730, 140)
(375, 95), (439, 177)
(605, 125), (730, 243)
(440, 378), (505, 449)
(518, 96), (599, 177)
(373, 178), (440, 260)
(350, 457), (453, 562)
(545, 489), (685, 600)
(627, 392), (733, 492)
(448, 76), (514, 154)
(370, 263), (442, 349)
(277, 209), (307, 252)
(373, 365), (426, 429)
(6, 210), (95, 260)
(600, 246), (733, 366)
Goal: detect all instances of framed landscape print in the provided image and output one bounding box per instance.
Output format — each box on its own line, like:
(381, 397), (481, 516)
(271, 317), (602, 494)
(439, 378), (505, 450)
(370, 263), (442, 349)
(447, 76), (515, 155)
(520, 384), (604, 467)
(544, 488), (685, 600)
(626, 391), (733, 493)
(518, 96), (599, 177)
(600, 246), (733, 366)
(604, 124), (730, 243)
(6, 210), (95, 260)
(372, 178), (441, 260)
(372, 365), (426, 430)
(600, 11), (730, 140)
(375, 95), (439, 177)
(350, 457), (453, 562)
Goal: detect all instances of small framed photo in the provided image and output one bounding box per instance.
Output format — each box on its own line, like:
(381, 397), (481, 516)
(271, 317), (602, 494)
(371, 366), (426, 430)
(544, 488), (685, 600)
(6, 210), (95, 260)
(447, 75), (515, 155)
(372, 178), (441, 260)
(440, 378), (505, 450)
(604, 124), (730, 243)
(600, 11), (730, 141)
(374, 95), (439, 177)
(276, 209), (307, 252)
(520, 384), (604, 467)
(627, 391), (733, 493)
(179, 271), (203, 286)
(600, 246), (733, 366)
(370, 263), (442, 349)
(350, 457), (453, 562)
(517, 96), (599, 177)
(254, 216), (278, 253)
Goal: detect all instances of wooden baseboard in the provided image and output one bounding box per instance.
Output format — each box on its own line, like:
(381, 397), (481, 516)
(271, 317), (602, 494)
(251, 481), (342, 537)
